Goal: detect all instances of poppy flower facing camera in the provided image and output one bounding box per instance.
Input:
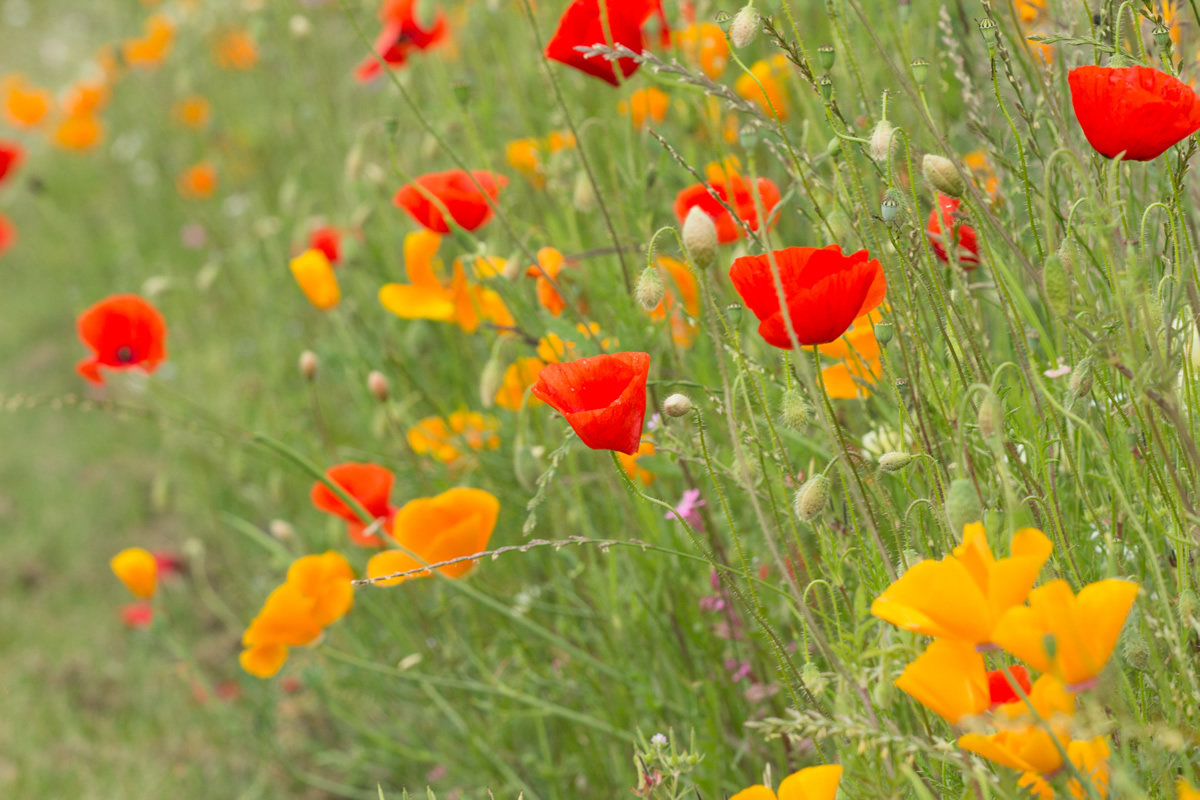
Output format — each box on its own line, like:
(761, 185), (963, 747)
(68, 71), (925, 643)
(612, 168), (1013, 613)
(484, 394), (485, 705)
(76, 294), (168, 384)
(532, 352), (651, 455)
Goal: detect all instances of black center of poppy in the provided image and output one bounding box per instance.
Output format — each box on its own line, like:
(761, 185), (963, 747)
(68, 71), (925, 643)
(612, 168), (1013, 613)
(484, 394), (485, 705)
(116, 346), (135, 364)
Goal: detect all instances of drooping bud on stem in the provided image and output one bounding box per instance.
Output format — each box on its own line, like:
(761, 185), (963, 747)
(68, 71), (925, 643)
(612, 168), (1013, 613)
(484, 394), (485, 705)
(572, 172), (597, 213)
(269, 519), (294, 541)
(793, 474), (830, 521)
(878, 452), (912, 472)
(945, 478), (982, 535)
(870, 119), (896, 162)
(683, 206), (718, 269)
(1069, 355), (1094, 404)
(663, 393), (693, 417)
(730, 6), (759, 48)
(1042, 253), (1070, 317)
(922, 154), (964, 197)
(635, 265), (665, 310)
(299, 350), (319, 381)
(978, 391), (1003, 443)
(780, 389), (809, 430)
(367, 370), (389, 402)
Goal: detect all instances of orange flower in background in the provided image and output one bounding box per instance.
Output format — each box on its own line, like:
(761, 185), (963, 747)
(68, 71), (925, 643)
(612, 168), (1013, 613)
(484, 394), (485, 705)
(0, 141), (23, 184)
(494, 357), (546, 410)
(379, 230), (514, 333)
(617, 438), (656, 484)
(366, 488), (500, 585)
(544, 0), (662, 86)
(3, 74), (51, 128)
(645, 256), (700, 348)
(620, 87), (669, 129)
(408, 411), (501, 464)
(676, 22), (728, 79)
(214, 29), (258, 70)
(178, 162), (217, 199)
(310, 463), (397, 547)
(53, 114), (103, 151)
(62, 80), (109, 117)
(174, 95), (211, 129)
(76, 294), (168, 384)
(290, 249), (341, 310)
(123, 14), (175, 69)
(731, 766), (843, 800)
(674, 158), (781, 243)
(0, 212), (15, 257)
(730, 245), (887, 348)
(355, 0), (447, 82)
(817, 314), (883, 399)
(394, 170), (506, 233)
(111, 547), (158, 598)
(928, 193), (980, 268)
(531, 352), (651, 454)
(735, 54), (791, 121)
(965, 150), (1001, 202)
(527, 247), (569, 316)
(537, 322), (614, 363)
(506, 131), (576, 188)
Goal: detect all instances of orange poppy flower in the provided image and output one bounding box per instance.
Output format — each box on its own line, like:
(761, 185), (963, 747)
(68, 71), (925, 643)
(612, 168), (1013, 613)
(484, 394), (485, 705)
(123, 14), (175, 69)
(620, 87), (670, 129)
(531, 352), (651, 454)
(3, 74), (51, 128)
(729, 245), (887, 348)
(408, 411), (501, 464)
(617, 438), (656, 484)
(366, 488), (500, 585)
(76, 294), (168, 384)
(494, 357), (547, 411)
(0, 141), (23, 185)
(394, 170), (506, 233)
(310, 463), (397, 547)
(644, 256), (700, 348)
(214, 29), (258, 70)
(177, 162), (217, 199)
(676, 22), (728, 79)
(536, 322), (614, 363)
(53, 114), (103, 152)
(355, 0), (447, 82)
(290, 249), (340, 310)
(673, 159), (781, 243)
(526, 247), (569, 316)
(735, 54), (791, 121)
(816, 314), (883, 399)
(111, 547), (158, 598)
(62, 81), (109, 117)
(174, 95), (211, 129)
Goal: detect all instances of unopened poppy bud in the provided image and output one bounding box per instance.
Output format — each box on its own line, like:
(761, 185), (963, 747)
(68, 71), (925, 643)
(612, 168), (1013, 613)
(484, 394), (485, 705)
(299, 350), (319, 381)
(1069, 355), (1093, 402)
(978, 392), (1002, 442)
(979, 17), (998, 46)
(945, 478), (982, 534)
(683, 206), (718, 269)
(1153, 23), (1171, 52)
(663, 393), (693, 417)
(452, 81), (471, 109)
(922, 154), (964, 198)
(826, 209), (851, 241)
(825, 137), (841, 159)
(793, 474), (830, 522)
(910, 57), (929, 85)
(878, 451), (912, 472)
(800, 661), (821, 687)
(817, 43), (835, 71)
(780, 389), (809, 430)
(874, 320), (893, 345)
(729, 5), (759, 48)
(367, 370), (389, 402)
(1057, 239), (1077, 274)
(289, 14), (312, 38)
(269, 519), (294, 541)
(479, 357), (505, 409)
(881, 188), (903, 223)
(1121, 620), (1150, 671)
(1042, 253), (1070, 317)
(819, 73), (833, 101)
(870, 119), (896, 162)
(572, 172), (597, 213)
(635, 265), (665, 310)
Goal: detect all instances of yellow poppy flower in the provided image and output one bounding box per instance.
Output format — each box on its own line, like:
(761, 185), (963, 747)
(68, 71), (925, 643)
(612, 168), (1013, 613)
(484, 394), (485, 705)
(290, 248), (340, 310)
(871, 524), (1053, 646)
(730, 765), (843, 800)
(895, 639), (990, 724)
(111, 547), (158, 598)
(1177, 780), (1200, 800)
(408, 411), (500, 464)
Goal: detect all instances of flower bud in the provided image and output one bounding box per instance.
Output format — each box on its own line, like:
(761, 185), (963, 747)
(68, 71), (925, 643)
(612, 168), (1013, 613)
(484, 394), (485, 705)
(299, 350), (319, 381)
(978, 391), (1002, 443)
(635, 265), (665, 310)
(572, 172), (596, 213)
(729, 6), (759, 48)
(945, 478), (982, 534)
(922, 154), (964, 198)
(1121, 618), (1150, 671)
(826, 209), (851, 241)
(367, 370), (389, 402)
(479, 356), (505, 409)
(780, 389), (809, 430)
(878, 451), (912, 472)
(793, 474), (830, 522)
(869, 119), (896, 162)
(682, 206), (718, 270)
(289, 14), (312, 38)
(1069, 355), (1093, 403)
(663, 393), (693, 417)
(874, 320), (893, 345)
(268, 519), (294, 541)
(1042, 253), (1070, 317)
(910, 57), (929, 85)
(817, 43), (835, 71)
(825, 137), (842, 159)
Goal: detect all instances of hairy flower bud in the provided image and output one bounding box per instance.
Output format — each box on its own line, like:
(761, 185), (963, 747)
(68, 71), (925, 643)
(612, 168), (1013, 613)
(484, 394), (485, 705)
(793, 474), (830, 521)
(1069, 355), (1094, 403)
(572, 172), (596, 213)
(299, 350), (319, 381)
(268, 519), (294, 541)
(878, 451), (912, 472)
(479, 357), (505, 409)
(682, 206), (718, 270)
(730, 6), (759, 48)
(367, 370), (389, 402)
(635, 265), (665, 310)
(1042, 253), (1071, 317)
(922, 153), (964, 198)
(870, 119), (896, 162)
(945, 478), (982, 534)
(978, 391), (1002, 443)
(780, 389), (810, 430)
(663, 393), (692, 417)
(1121, 616), (1150, 671)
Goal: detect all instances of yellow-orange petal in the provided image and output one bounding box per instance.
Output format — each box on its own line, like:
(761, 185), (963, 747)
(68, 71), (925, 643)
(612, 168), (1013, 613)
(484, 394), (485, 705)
(729, 787), (778, 800)
(240, 643), (289, 678)
(111, 547), (158, 598)
(367, 549), (424, 587)
(777, 765), (843, 800)
(290, 249), (340, 310)
(404, 230), (444, 289)
(894, 639), (989, 724)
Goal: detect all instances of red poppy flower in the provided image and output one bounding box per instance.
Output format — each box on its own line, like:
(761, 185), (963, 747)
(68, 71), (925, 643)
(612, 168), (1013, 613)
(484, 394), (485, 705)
(0, 212), (14, 257)
(545, 0), (661, 86)
(1068, 65), (1200, 161)
(0, 140), (22, 184)
(310, 462), (396, 547)
(121, 602), (154, 629)
(531, 352), (650, 455)
(309, 225), (341, 265)
(927, 193), (979, 268)
(394, 170), (507, 234)
(987, 665), (1032, 706)
(153, 550), (185, 577)
(674, 174), (781, 244)
(729, 245), (886, 348)
(76, 294), (168, 384)
(355, 0), (447, 82)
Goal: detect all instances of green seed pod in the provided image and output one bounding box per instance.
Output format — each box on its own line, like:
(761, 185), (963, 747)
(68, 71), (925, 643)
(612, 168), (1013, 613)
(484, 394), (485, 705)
(945, 478), (983, 535)
(878, 451), (912, 472)
(817, 43), (835, 71)
(724, 303), (744, 325)
(910, 57), (929, 85)
(881, 188), (903, 223)
(738, 124), (760, 151)
(819, 73), (833, 102)
(635, 265), (665, 310)
(780, 389), (810, 430)
(794, 474), (830, 521)
(1042, 253), (1071, 317)
(874, 320), (894, 345)
(1153, 23), (1172, 53)
(979, 17), (998, 46)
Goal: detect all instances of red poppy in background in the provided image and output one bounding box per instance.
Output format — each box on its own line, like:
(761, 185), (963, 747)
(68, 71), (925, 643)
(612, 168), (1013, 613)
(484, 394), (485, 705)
(674, 172), (781, 244)
(729, 245), (886, 348)
(309, 225), (341, 265)
(927, 193), (979, 268)
(76, 294), (168, 384)
(545, 0), (662, 85)
(310, 462), (396, 547)
(986, 665), (1032, 706)
(0, 212), (14, 257)
(0, 140), (22, 184)
(121, 602), (154, 629)
(355, 0), (447, 82)
(531, 352), (650, 455)
(394, 170), (507, 233)
(1068, 65), (1200, 161)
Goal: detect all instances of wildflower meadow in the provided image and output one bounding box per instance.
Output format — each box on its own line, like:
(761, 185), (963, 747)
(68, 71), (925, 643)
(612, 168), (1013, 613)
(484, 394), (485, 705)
(5, 0), (1200, 797)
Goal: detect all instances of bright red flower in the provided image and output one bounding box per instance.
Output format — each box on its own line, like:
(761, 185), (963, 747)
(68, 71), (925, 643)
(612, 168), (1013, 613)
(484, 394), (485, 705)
(531, 352), (650, 455)
(926, 193), (979, 268)
(0, 212), (14, 257)
(310, 462), (396, 547)
(394, 170), (507, 234)
(120, 602), (154, 628)
(987, 665), (1032, 706)
(153, 550), (185, 577)
(673, 173), (781, 244)
(76, 294), (168, 384)
(729, 245), (886, 348)
(545, 0), (661, 86)
(355, 0), (447, 82)
(309, 225), (342, 265)
(0, 140), (22, 184)
(1068, 65), (1200, 161)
